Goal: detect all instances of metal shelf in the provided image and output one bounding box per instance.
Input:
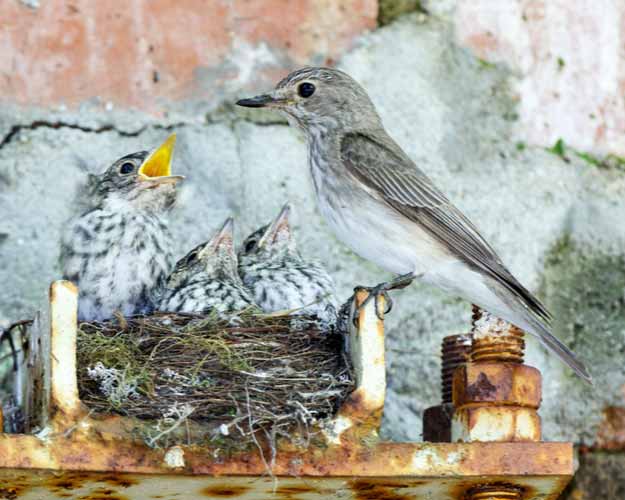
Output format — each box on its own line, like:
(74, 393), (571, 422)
(0, 281), (573, 500)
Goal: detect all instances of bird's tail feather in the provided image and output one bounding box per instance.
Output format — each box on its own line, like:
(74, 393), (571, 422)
(517, 308), (592, 383)
(484, 271), (591, 383)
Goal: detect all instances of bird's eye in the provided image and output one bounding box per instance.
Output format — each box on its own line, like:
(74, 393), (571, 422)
(244, 239), (256, 253)
(119, 162), (135, 175)
(185, 250), (199, 263)
(298, 82), (316, 98)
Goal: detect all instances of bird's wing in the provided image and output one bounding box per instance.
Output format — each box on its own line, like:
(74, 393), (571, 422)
(340, 131), (551, 322)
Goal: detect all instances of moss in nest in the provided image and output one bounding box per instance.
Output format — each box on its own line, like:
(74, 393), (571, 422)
(77, 311), (354, 449)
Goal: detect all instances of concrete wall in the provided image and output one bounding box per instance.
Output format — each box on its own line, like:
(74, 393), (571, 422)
(1, 2), (624, 493)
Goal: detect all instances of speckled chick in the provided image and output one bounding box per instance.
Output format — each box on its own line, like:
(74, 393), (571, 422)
(238, 203), (337, 323)
(60, 135), (182, 321)
(157, 218), (255, 315)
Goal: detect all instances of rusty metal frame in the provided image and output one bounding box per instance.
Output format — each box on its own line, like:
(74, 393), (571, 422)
(0, 281), (574, 500)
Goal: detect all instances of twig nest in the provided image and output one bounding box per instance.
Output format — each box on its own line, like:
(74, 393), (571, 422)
(77, 310), (353, 449)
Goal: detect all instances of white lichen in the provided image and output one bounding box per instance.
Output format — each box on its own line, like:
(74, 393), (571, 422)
(86, 362), (139, 406)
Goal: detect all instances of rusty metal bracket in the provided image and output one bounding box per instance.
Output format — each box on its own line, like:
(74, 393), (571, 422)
(0, 281), (574, 499)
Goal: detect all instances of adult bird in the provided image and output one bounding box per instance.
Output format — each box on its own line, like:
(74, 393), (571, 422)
(238, 203), (337, 325)
(157, 218), (255, 315)
(60, 134), (183, 321)
(237, 67), (590, 381)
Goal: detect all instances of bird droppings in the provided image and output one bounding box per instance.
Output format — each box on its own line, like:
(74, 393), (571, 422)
(76, 311), (353, 450)
(164, 446), (185, 468)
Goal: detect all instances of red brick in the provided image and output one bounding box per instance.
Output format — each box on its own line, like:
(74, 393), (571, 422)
(0, 0), (377, 112)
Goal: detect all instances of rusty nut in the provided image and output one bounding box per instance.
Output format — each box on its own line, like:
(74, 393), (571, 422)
(452, 406), (541, 442)
(453, 363), (541, 409)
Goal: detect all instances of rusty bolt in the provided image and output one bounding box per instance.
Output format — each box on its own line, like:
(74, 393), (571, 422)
(466, 484), (522, 500)
(423, 333), (472, 442)
(471, 306), (525, 364)
(451, 307), (542, 443)
(442, 334), (473, 404)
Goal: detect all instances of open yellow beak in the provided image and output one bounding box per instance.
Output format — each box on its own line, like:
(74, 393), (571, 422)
(138, 134), (183, 183)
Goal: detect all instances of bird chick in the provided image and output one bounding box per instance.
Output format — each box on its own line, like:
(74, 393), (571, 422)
(238, 203), (337, 324)
(157, 218), (255, 315)
(60, 134), (182, 321)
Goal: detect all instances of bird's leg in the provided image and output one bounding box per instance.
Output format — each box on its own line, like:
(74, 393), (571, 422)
(352, 272), (417, 323)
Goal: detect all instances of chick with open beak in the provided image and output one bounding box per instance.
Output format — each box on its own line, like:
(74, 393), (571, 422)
(157, 218), (256, 315)
(238, 203), (337, 325)
(60, 134), (184, 321)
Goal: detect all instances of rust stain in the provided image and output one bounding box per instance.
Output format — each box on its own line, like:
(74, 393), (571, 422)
(275, 485), (318, 494)
(466, 372), (498, 400)
(349, 479), (413, 500)
(336, 389), (383, 436)
(0, 486), (26, 499)
(454, 364), (541, 408)
(77, 493), (129, 500)
(99, 475), (139, 488)
(595, 406), (625, 450)
(200, 485), (250, 497)
(45, 472), (94, 491)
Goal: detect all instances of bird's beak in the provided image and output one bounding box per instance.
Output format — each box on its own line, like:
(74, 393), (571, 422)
(209, 217), (235, 252)
(258, 203), (291, 248)
(236, 93), (284, 108)
(138, 134), (184, 185)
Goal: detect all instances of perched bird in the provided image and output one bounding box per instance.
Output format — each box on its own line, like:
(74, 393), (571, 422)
(60, 134), (183, 321)
(237, 67), (591, 381)
(157, 218), (255, 315)
(238, 203), (337, 323)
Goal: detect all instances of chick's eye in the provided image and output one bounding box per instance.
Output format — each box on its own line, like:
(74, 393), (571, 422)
(185, 250), (198, 263)
(119, 162), (135, 175)
(298, 82), (316, 98)
(244, 240), (256, 253)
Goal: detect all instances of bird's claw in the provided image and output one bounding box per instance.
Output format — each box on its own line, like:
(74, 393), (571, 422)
(350, 273), (416, 327)
(352, 285), (392, 324)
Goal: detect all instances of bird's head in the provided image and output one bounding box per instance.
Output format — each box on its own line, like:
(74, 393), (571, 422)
(236, 67), (381, 132)
(165, 218), (239, 289)
(94, 134), (183, 211)
(239, 203), (298, 264)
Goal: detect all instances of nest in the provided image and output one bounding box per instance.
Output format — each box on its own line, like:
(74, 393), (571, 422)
(76, 311), (354, 450)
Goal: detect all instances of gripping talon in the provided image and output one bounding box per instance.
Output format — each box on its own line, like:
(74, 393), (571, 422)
(349, 273), (416, 327)
(382, 292), (393, 314)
